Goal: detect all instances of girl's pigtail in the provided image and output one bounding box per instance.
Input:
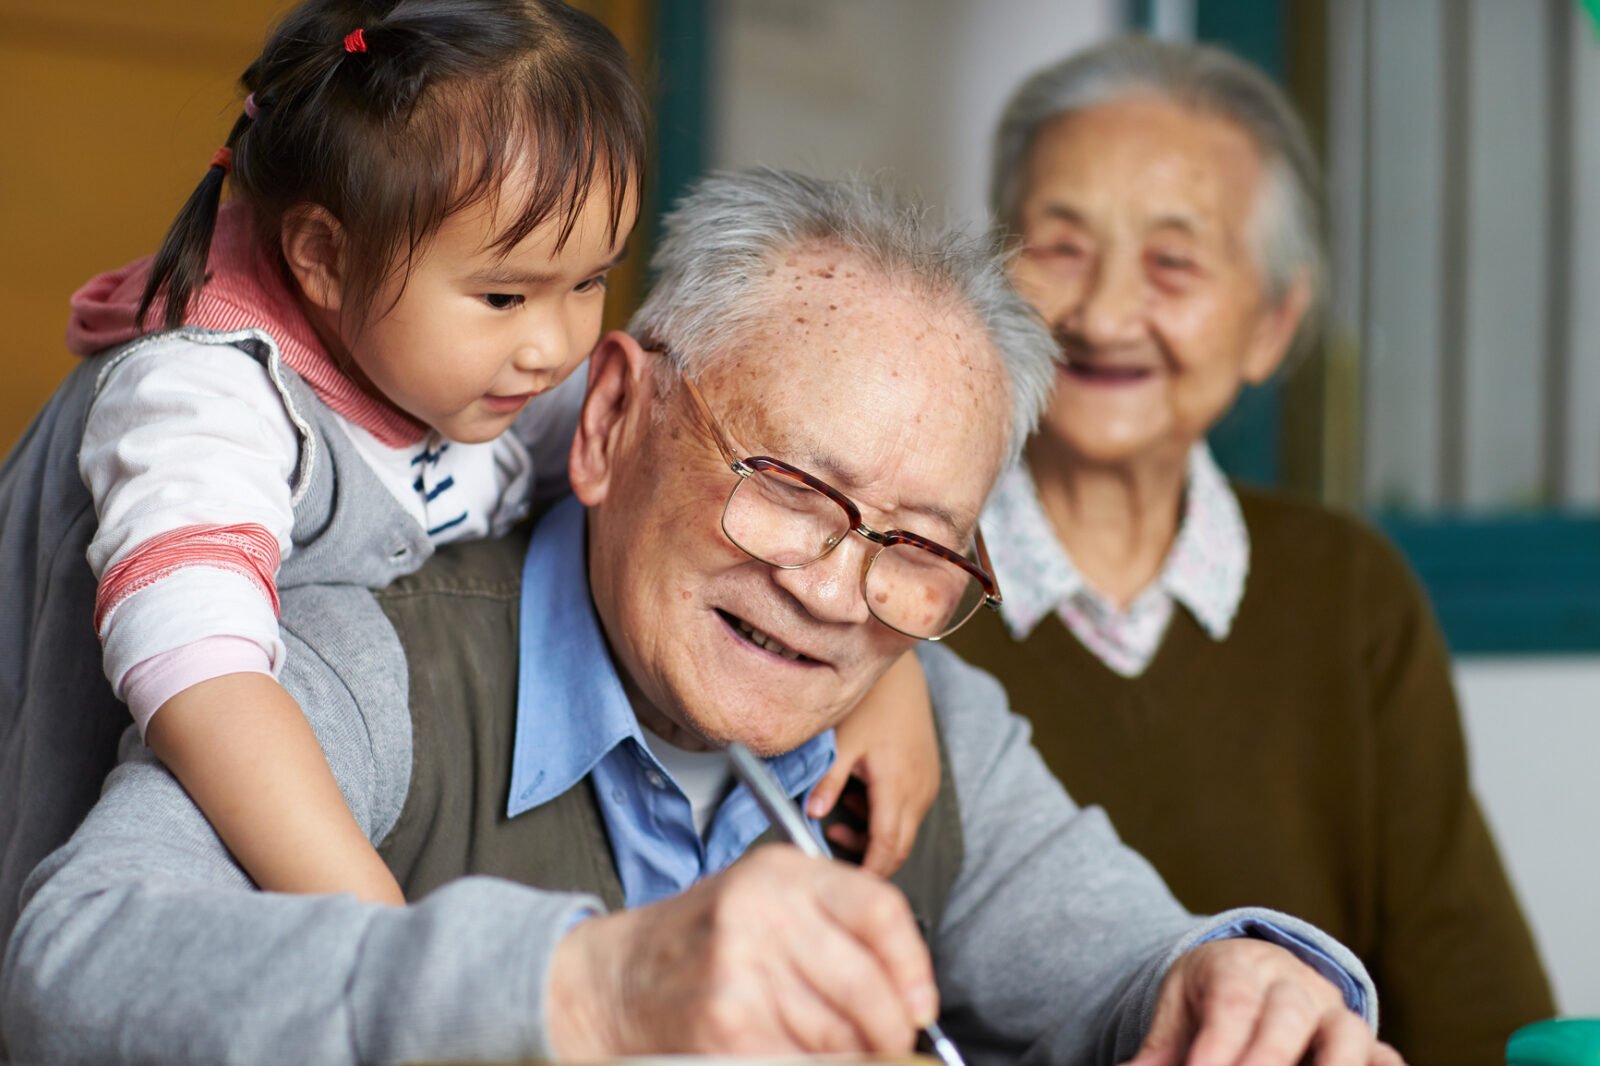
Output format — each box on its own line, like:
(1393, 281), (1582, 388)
(137, 109), (254, 332)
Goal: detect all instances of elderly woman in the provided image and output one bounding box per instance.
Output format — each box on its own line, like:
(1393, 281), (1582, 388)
(946, 38), (1553, 1065)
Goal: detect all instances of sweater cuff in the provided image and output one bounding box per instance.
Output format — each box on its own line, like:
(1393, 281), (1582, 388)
(1195, 916), (1370, 1019)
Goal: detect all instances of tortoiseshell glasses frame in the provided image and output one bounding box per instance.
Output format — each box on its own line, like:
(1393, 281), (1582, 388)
(667, 357), (1003, 641)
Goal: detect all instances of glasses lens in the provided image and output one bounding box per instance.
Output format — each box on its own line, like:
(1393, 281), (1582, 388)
(723, 467), (849, 567)
(865, 544), (987, 639)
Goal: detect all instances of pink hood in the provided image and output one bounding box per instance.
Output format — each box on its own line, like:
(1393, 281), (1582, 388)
(66, 203), (426, 447)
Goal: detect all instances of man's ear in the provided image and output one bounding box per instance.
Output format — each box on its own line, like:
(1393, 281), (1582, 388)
(1242, 269), (1313, 385)
(280, 205), (347, 314)
(569, 331), (656, 506)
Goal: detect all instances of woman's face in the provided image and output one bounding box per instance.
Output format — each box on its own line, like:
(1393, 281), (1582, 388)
(1010, 96), (1305, 473)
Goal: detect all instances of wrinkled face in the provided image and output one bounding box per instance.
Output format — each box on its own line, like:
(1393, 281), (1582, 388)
(582, 251), (1010, 755)
(1010, 96), (1299, 471)
(344, 184), (634, 444)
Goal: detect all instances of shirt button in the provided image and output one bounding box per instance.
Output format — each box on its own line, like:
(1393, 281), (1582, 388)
(610, 788), (625, 804)
(646, 771), (666, 790)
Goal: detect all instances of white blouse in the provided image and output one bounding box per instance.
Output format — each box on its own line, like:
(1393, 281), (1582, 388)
(980, 444), (1250, 678)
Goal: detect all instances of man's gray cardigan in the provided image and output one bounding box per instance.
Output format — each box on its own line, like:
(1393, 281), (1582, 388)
(1, 524), (1377, 1065)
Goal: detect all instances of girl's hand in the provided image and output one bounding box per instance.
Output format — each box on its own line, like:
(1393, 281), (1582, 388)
(807, 652), (939, 877)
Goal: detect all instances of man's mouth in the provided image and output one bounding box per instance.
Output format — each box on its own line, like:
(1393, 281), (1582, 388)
(716, 609), (815, 664)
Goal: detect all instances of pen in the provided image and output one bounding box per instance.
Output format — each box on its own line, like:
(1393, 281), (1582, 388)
(727, 742), (968, 1066)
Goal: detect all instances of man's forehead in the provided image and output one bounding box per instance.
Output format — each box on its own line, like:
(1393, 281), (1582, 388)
(701, 276), (1008, 538)
(756, 250), (1002, 377)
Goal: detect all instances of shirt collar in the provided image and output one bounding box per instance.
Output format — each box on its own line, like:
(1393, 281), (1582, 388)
(982, 442), (1249, 643)
(507, 496), (643, 817)
(1163, 443), (1250, 641)
(506, 495), (836, 824)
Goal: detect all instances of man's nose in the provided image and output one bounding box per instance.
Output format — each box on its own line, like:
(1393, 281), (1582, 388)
(770, 534), (873, 627)
(1062, 252), (1145, 349)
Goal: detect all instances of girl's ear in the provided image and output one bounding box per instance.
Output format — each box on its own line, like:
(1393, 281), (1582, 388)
(569, 331), (656, 506)
(280, 206), (347, 314)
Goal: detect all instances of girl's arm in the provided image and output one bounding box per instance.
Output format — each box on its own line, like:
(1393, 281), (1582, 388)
(147, 671), (404, 903)
(83, 341), (401, 903)
(807, 650), (939, 877)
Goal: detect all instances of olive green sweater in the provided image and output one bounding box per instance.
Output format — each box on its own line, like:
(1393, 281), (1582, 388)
(947, 486), (1553, 1066)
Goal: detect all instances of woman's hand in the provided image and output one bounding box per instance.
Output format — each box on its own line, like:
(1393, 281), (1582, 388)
(807, 652), (938, 876)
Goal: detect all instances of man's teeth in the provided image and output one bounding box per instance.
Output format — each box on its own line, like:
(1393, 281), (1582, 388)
(736, 618), (802, 660)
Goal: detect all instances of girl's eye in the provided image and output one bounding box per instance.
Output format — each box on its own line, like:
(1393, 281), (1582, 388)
(482, 293), (524, 310)
(575, 272), (610, 295)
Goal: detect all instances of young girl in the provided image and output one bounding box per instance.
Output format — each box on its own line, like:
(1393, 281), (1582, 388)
(0, 0), (934, 911)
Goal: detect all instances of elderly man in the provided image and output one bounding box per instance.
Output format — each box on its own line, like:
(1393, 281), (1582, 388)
(3, 170), (1397, 1066)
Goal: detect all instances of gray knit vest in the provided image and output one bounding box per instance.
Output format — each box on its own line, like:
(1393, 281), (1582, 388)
(0, 328), (430, 949)
(373, 530), (963, 944)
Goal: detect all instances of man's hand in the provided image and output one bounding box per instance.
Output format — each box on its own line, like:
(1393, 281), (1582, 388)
(1125, 939), (1406, 1066)
(546, 845), (938, 1057)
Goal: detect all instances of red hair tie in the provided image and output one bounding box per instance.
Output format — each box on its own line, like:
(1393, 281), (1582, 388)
(210, 147), (233, 174)
(343, 28), (368, 53)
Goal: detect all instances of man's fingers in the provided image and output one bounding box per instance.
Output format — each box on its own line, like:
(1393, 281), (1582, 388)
(1372, 1039), (1408, 1066)
(1231, 980), (1319, 1066)
(781, 901), (918, 1052)
(1120, 957), (1196, 1066)
(1296, 1006), (1379, 1066)
(1120, 1045), (1184, 1066)
(1181, 969), (1265, 1066)
(814, 868), (938, 1026)
(768, 964), (870, 1055)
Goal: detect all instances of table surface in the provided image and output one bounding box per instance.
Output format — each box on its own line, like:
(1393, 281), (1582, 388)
(412, 1049), (940, 1056)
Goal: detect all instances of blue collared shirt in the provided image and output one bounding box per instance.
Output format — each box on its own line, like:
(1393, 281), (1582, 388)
(506, 496), (836, 908)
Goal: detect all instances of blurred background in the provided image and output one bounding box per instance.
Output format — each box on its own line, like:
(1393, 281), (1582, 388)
(2, 0), (1597, 1012)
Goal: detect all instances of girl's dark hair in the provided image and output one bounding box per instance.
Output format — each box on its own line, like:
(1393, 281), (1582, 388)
(139, 0), (648, 332)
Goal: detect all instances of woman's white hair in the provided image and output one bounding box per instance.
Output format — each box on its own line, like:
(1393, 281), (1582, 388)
(991, 37), (1326, 356)
(629, 167), (1058, 464)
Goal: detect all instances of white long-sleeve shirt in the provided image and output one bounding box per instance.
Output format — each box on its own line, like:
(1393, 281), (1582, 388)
(80, 334), (579, 731)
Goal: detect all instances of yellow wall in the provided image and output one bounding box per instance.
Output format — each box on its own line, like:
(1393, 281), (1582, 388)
(0, 0), (653, 453)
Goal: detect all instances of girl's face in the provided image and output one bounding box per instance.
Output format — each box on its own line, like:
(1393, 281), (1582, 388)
(342, 182), (636, 444)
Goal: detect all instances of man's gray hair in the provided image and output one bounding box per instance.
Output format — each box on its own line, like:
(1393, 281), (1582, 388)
(629, 167), (1058, 463)
(991, 37), (1325, 352)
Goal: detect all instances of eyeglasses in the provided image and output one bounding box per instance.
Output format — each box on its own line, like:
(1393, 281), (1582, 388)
(672, 364), (1003, 641)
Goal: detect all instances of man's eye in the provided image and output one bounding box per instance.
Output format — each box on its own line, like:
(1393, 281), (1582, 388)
(482, 293), (524, 310)
(575, 273), (610, 295)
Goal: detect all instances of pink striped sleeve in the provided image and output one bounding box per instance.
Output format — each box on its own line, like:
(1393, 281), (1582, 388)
(95, 523), (281, 634)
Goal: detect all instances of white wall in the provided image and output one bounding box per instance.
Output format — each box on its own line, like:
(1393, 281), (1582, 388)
(711, 0), (1119, 228)
(1457, 657), (1600, 1014)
